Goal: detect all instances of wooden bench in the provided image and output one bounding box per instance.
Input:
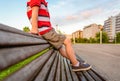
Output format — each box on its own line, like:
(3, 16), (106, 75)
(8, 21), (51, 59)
(0, 24), (107, 81)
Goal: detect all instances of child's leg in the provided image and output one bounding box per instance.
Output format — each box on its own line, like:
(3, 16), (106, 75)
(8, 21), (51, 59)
(42, 30), (91, 71)
(59, 38), (79, 66)
(59, 47), (69, 59)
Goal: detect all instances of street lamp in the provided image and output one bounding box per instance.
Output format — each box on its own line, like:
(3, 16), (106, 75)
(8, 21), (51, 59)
(115, 34), (117, 44)
(99, 25), (103, 44)
(72, 33), (75, 44)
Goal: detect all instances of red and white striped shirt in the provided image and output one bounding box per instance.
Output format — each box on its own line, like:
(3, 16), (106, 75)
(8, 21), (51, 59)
(27, 0), (52, 35)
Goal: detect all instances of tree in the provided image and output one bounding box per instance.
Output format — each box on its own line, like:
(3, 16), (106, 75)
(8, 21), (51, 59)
(82, 38), (89, 43)
(75, 38), (79, 43)
(116, 32), (120, 43)
(23, 26), (30, 32)
(96, 31), (109, 43)
(89, 37), (97, 43)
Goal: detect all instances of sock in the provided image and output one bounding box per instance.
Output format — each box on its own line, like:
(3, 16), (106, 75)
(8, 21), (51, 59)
(74, 62), (79, 67)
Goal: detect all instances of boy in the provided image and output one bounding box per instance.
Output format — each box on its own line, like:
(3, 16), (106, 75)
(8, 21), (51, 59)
(27, 0), (91, 71)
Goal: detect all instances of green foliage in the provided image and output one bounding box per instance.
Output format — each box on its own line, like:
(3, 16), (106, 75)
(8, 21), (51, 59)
(89, 37), (97, 43)
(75, 38), (80, 43)
(71, 31), (109, 44)
(23, 26), (30, 32)
(82, 38), (89, 43)
(57, 30), (63, 34)
(72, 38), (93, 43)
(116, 32), (120, 43)
(95, 31), (109, 43)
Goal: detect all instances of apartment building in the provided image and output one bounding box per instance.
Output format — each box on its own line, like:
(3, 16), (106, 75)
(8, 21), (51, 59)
(116, 13), (120, 33)
(83, 24), (100, 39)
(104, 13), (120, 40)
(104, 16), (116, 40)
(72, 30), (83, 39)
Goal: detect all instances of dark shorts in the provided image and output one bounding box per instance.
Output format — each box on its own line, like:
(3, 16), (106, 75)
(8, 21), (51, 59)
(42, 29), (66, 49)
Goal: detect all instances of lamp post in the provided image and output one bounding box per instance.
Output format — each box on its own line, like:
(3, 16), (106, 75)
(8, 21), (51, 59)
(72, 33), (75, 44)
(99, 25), (103, 44)
(100, 30), (102, 44)
(115, 34), (116, 44)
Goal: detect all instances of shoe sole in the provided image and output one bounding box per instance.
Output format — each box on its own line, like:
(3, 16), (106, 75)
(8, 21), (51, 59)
(72, 65), (92, 72)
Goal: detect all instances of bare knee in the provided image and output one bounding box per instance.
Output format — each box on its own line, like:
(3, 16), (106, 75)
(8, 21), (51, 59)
(64, 38), (71, 45)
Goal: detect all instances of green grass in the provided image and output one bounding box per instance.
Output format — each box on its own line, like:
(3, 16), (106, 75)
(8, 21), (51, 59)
(0, 47), (52, 81)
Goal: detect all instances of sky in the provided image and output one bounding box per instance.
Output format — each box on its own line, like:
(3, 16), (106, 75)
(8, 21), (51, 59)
(0, 0), (120, 34)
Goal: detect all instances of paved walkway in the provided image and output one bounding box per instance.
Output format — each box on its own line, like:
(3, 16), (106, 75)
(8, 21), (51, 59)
(73, 44), (120, 81)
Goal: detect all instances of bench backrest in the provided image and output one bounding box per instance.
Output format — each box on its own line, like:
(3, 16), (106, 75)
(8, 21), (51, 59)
(0, 24), (53, 81)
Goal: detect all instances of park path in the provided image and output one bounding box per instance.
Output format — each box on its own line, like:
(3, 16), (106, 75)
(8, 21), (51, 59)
(73, 44), (120, 81)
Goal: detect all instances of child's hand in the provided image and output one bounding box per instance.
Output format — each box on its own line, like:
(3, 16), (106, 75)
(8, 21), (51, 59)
(29, 29), (39, 35)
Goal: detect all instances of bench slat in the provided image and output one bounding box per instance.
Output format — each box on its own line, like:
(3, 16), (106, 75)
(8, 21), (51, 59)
(76, 72), (87, 81)
(34, 51), (57, 81)
(91, 69), (107, 81)
(88, 70), (103, 81)
(54, 54), (61, 81)
(0, 45), (50, 70)
(46, 53), (59, 81)
(3, 49), (54, 81)
(0, 24), (43, 39)
(63, 58), (72, 81)
(0, 30), (47, 47)
(82, 71), (96, 81)
(66, 60), (79, 81)
(60, 56), (67, 81)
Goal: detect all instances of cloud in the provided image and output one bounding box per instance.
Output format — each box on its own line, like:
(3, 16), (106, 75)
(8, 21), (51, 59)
(65, 8), (103, 21)
(49, 0), (120, 34)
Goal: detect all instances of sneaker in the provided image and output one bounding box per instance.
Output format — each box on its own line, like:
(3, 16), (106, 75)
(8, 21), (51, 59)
(72, 62), (91, 72)
(70, 59), (86, 65)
